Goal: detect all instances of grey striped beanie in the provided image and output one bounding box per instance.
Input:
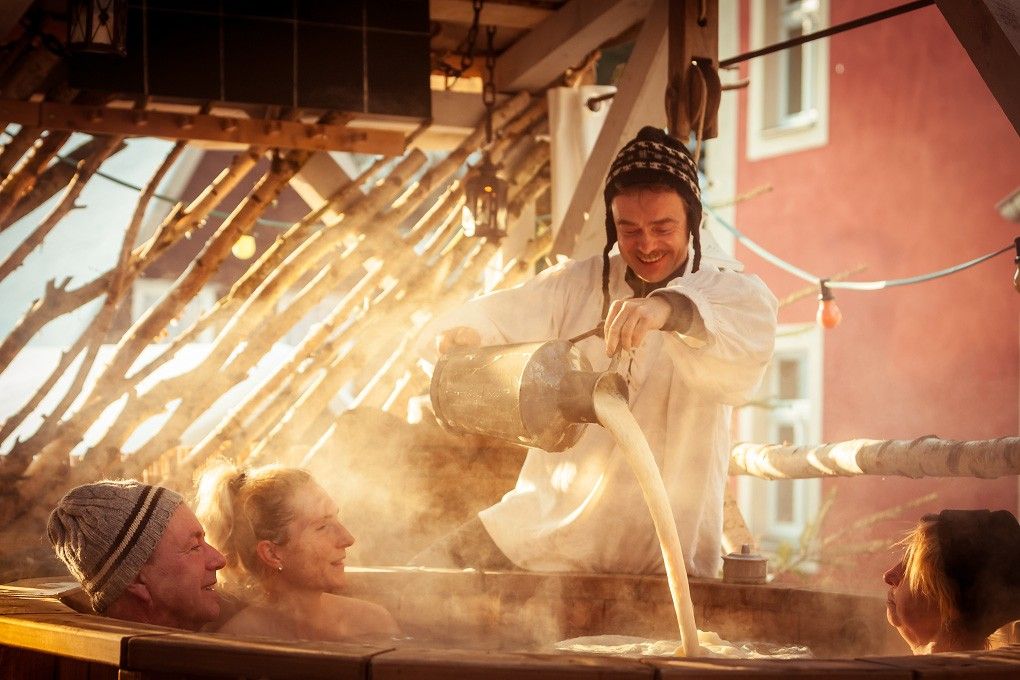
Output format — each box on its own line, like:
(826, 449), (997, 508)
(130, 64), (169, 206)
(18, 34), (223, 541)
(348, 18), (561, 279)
(47, 480), (182, 613)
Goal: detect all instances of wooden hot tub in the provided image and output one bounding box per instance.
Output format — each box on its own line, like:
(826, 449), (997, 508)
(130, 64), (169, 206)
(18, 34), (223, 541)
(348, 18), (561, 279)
(2, 570), (1019, 679)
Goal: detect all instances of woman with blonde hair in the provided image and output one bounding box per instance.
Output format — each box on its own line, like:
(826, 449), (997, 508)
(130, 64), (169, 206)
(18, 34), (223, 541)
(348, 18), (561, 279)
(883, 509), (1020, 654)
(194, 462), (399, 641)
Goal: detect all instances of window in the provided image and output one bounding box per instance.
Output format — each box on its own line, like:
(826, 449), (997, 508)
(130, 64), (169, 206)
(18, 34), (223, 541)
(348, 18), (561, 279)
(737, 324), (823, 554)
(747, 0), (829, 159)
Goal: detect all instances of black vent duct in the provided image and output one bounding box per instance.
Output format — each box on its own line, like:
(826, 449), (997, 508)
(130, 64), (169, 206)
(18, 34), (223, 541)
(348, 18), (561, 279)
(69, 0), (431, 119)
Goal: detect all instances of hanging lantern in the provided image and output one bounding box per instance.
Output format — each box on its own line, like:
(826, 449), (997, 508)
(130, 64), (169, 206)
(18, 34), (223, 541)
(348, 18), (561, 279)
(463, 24), (507, 242)
(68, 0), (128, 56)
(463, 153), (509, 241)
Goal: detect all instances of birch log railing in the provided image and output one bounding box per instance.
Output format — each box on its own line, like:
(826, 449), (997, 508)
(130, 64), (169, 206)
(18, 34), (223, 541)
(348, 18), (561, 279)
(729, 436), (1020, 479)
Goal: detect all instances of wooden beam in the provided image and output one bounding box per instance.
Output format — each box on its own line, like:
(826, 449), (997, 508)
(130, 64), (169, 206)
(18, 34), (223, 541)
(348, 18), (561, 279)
(551, 0), (668, 257)
(430, 0), (552, 29)
(494, 0), (654, 92)
(0, 99), (407, 155)
(290, 152), (354, 225)
(936, 0), (1020, 136)
(667, 0), (719, 139)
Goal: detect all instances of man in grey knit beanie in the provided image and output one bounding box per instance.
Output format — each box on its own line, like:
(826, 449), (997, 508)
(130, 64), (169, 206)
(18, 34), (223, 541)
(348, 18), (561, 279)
(48, 479), (226, 630)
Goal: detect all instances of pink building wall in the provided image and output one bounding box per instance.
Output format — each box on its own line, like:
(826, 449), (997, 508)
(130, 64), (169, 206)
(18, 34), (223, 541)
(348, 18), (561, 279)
(734, 1), (1019, 590)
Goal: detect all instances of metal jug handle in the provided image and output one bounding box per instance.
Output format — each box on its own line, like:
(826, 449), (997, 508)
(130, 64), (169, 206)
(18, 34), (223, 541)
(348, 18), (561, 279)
(566, 324), (630, 378)
(567, 324), (603, 344)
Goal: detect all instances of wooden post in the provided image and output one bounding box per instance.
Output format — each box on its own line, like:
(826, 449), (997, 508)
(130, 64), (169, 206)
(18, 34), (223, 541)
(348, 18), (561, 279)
(666, 0), (719, 139)
(551, 0), (668, 258)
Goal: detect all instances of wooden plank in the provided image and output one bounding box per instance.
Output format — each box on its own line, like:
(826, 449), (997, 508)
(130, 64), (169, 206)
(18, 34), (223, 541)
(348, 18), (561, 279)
(431, 0), (553, 29)
(0, 100), (407, 155)
(0, 613), (168, 666)
(124, 632), (392, 680)
(290, 152), (354, 224)
(494, 0), (654, 92)
(667, 0), (719, 139)
(0, 579), (81, 616)
(936, 0), (1020, 136)
(863, 647), (1020, 679)
(0, 645), (58, 680)
(651, 657), (913, 679)
(371, 647), (652, 680)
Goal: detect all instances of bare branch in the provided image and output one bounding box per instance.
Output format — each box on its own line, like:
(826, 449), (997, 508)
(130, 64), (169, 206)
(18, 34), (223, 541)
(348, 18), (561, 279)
(0, 135), (125, 282)
(0, 130), (73, 229)
(0, 136), (128, 231)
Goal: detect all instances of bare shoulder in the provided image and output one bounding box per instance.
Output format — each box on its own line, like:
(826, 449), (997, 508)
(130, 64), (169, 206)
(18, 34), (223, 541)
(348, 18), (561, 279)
(325, 594), (401, 636)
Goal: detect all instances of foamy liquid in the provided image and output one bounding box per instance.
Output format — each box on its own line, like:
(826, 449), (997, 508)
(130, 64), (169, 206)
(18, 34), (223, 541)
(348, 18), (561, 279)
(555, 633), (812, 659)
(592, 387), (700, 657)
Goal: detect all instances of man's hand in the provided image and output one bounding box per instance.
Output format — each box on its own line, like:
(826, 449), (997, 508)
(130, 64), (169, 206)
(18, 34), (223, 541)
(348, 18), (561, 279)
(604, 297), (671, 356)
(436, 326), (482, 355)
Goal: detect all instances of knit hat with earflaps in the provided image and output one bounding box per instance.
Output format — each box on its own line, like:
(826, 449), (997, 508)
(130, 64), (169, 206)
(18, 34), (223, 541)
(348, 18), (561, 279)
(597, 126), (703, 319)
(47, 480), (182, 613)
(929, 509), (1020, 639)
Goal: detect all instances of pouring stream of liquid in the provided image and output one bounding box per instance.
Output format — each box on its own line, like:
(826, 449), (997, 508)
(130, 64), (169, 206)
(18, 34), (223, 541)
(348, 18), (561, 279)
(593, 386), (701, 657)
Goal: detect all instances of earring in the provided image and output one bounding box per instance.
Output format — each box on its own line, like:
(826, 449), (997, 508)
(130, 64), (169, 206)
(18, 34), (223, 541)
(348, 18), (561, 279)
(277, 565), (283, 572)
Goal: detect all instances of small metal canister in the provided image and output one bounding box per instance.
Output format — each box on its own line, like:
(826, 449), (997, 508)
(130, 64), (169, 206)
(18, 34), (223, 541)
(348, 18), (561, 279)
(722, 544), (768, 584)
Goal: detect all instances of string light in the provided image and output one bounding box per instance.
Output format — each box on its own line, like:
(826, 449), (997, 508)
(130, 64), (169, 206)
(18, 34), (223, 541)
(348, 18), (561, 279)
(231, 234), (256, 260)
(1013, 237), (1020, 294)
(816, 280), (841, 329)
(704, 205), (1017, 298)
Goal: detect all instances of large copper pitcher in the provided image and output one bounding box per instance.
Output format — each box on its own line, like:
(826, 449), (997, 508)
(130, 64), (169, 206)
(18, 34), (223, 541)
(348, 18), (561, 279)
(430, 340), (627, 452)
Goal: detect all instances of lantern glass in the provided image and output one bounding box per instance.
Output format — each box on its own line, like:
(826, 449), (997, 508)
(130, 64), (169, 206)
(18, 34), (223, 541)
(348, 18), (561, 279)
(463, 157), (508, 241)
(68, 0), (128, 55)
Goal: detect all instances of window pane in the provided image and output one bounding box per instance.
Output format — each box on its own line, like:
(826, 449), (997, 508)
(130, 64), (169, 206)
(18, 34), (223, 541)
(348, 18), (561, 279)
(786, 36), (803, 116)
(775, 480), (796, 523)
(778, 359), (801, 400)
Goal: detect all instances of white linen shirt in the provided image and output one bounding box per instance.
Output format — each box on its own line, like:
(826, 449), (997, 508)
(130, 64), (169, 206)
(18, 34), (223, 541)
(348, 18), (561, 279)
(417, 252), (778, 577)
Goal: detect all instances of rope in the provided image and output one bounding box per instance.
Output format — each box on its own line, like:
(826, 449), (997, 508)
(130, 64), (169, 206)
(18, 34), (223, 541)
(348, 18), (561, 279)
(704, 204), (1015, 291)
(691, 65), (708, 166)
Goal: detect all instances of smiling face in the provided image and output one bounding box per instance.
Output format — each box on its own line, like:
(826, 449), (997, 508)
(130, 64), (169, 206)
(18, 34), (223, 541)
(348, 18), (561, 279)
(137, 504), (226, 630)
(611, 186), (690, 284)
(883, 558), (942, 652)
(274, 482), (355, 594)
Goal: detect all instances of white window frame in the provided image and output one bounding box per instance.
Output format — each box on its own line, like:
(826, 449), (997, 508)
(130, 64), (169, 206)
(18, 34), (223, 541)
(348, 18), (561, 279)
(746, 0), (829, 160)
(737, 323), (823, 554)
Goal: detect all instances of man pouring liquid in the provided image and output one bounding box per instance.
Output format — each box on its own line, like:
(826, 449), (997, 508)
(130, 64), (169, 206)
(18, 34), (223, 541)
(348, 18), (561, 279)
(412, 126), (778, 577)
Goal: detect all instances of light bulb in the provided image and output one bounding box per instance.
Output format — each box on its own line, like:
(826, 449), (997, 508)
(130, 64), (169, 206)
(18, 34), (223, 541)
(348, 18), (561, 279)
(816, 280), (842, 329)
(231, 234), (257, 260)
(816, 298), (842, 329)
(1014, 237), (1020, 293)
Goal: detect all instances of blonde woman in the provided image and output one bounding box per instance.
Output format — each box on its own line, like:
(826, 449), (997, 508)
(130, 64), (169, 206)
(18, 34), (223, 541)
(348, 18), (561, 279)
(883, 509), (1020, 654)
(195, 462), (399, 641)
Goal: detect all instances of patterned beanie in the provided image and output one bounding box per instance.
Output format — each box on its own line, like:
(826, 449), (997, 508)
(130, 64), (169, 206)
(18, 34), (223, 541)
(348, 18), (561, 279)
(597, 126), (703, 320)
(47, 480), (182, 613)
(604, 126), (702, 265)
(931, 509), (1020, 638)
